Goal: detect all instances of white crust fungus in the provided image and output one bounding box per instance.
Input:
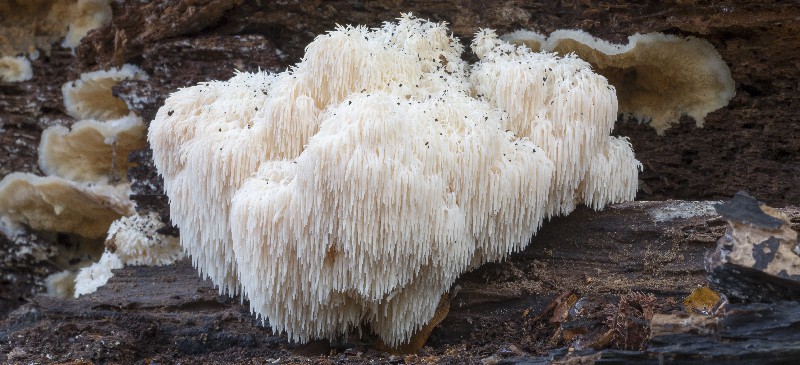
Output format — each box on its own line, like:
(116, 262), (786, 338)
(73, 250), (123, 297)
(72, 212), (184, 297)
(503, 29), (735, 134)
(0, 56), (33, 82)
(38, 114), (147, 183)
(105, 212), (183, 266)
(62, 64), (148, 121)
(149, 15), (640, 347)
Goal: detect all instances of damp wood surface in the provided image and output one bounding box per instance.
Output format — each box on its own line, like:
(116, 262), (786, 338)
(3, 201), (796, 363)
(1, 200), (732, 364)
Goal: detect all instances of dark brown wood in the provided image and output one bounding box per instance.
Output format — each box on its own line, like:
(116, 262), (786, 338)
(1, 200), (728, 363)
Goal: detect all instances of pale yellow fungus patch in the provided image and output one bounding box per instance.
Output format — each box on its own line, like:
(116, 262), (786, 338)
(38, 114), (147, 183)
(0, 173), (134, 239)
(62, 64), (148, 121)
(0, 56), (32, 82)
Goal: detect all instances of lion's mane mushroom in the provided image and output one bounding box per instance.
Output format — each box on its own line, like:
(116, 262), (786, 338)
(503, 29), (735, 134)
(149, 15), (639, 347)
(231, 92), (554, 344)
(471, 30), (640, 216)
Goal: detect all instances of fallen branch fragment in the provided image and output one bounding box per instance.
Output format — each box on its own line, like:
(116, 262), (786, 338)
(707, 191), (800, 302)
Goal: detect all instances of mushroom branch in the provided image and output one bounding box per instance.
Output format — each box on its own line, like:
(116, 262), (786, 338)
(148, 15), (641, 348)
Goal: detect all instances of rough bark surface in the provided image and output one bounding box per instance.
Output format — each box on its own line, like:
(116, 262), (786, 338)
(0, 201), (729, 364)
(1, 0), (799, 363)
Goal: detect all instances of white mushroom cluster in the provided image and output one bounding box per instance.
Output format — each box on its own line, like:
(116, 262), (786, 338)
(149, 15), (640, 347)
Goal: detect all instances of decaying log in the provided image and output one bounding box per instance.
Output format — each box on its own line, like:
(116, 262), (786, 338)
(497, 301), (800, 365)
(0, 200), (729, 363)
(499, 193), (800, 365)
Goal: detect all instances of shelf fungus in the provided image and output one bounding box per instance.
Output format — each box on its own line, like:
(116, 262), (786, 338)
(39, 113), (147, 183)
(1, 64), (148, 239)
(149, 15), (641, 348)
(0, 64), (149, 298)
(503, 29), (735, 134)
(0, 173), (134, 239)
(0, 0), (112, 56)
(0, 56), (32, 82)
(62, 64), (149, 121)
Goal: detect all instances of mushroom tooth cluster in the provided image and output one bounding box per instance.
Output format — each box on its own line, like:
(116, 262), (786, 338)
(150, 71), (286, 294)
(149, 14), (640, 347)
(231, 92), (553, 343)
(297, 16), (469, 107)
(149, 15), (474, 297)
(580, 136), (640, 210)
(104, 212), (183, 266)
(471, 29), (638, 217)
(72, 212), (185, 297)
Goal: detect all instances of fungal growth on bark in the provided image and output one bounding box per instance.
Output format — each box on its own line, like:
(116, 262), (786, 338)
(0, 173), (133, 239)
(0, 0), (112, 56)
(503, 29), (735, 134)
(62, 64), (148, 121)
(74, 212), (184, 297)
(149, 15), (640, 347)
(0, 64), (149, 298)
(1, 64), (148, 240)
(0, 56), (32, 82)
(39, 114), (147, 183)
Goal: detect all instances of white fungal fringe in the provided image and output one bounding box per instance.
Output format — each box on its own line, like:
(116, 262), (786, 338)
(471, 29), (630, 217)
(148, 14), (640, 348)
